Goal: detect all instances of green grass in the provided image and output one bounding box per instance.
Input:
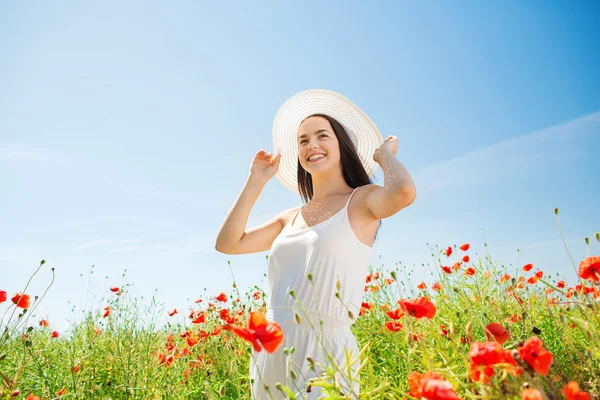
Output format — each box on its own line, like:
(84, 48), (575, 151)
(2, 219), (599, 399)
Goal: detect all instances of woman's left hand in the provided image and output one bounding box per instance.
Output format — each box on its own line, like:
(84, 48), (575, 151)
(373, 135), (398, 163)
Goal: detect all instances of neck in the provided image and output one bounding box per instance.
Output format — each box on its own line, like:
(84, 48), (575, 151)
(309, 167), (353, 201)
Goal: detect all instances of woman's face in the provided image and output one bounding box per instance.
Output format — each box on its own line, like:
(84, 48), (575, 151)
(297, 116), (341, 175)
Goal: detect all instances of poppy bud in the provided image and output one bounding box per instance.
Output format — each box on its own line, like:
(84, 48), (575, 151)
(307, 273), (313, 281)
(585, 237), (590, 245)
(595, 232), (600, 243)
(289, 290), (296, 299)
(554, 208), (559, 215)
(295, 313), (301, 324)
(220, 385), (226, 397)
(289, 346), (295, 354)
(335, 292), (341, 299)
(336, 279), (341, 291)
(348, 310), (355, 320)
(391, 271), (397, 280)
(290, 369), (296, 380)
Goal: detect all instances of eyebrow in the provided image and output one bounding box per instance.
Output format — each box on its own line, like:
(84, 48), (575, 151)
(298, 129), (330, 140)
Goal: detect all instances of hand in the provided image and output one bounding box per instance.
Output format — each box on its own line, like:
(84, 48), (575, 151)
(249, 150), (282, 184)
(373, 135), (398, 163)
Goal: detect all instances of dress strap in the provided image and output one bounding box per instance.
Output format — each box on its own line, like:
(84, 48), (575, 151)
(344, 187), (359, 209)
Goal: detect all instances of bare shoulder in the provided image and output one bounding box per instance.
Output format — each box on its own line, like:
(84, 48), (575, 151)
(277, 206), (302, 227)
(352, 184), (380, 218)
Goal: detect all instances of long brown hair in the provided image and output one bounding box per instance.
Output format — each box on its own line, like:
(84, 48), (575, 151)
(296, 114), (382, 243)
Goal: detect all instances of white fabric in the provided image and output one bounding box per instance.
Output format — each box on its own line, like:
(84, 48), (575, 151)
(272, 89), (384, 193)
(250, 188), (373, 399)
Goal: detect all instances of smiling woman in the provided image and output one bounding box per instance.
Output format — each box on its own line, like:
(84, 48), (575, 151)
(215, 89), (416, 399)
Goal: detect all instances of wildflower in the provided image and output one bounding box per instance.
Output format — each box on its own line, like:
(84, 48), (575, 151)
(462, 255), (470, 263)
(11, 292), (30, 309)
(368, 285), (381, 293)
(578, 256), (600, 281)
(432, 282), (441, 291)
(186, 336), (199, 347)
(499, 274), (511, 283)
(445, 246), (452, 257)
(459, 243), (470, 251)
(417, 282), (427, 290)
(215, 292), (228, 302)
(158, 352), (174, 367)
(0, 290), (6, 303)
(39, 319), (49, 327)
(253, 291), (262, 300)
(562, 381), (591, 400)
(26, 395), (40, 400)
(408, 371), (461, 400)
(442, 266), (452, 274)
(103, 306), (111, 318)
(452, 262), (461, 271)
(386, 307), (404, 320)
(465, 267), (475, 276)
(229, 311), (284, 353)
(365, 273), (373, 283)
(51, 331), (59, 338)
(168, 309), (178, 317)
(194, 298), (203, 303)
(523, 263), (534, 272)
(190, 311), (206, 324)
(517, 337), (553, 375)
(483, 271), (491, 279)
(361, 301), (372, 310)
(522, 388), (543, 400)
(109, 286), (120, 293)
(71, 364), (81, 373)
(535, 271), (543, 279)
(485, 323), (509, 345)
(384, 277), (394, 285)
(399, 297), (436, 319)
(56, 388), (67, 396)
(385, 321), (403, 332)
(527, 276), (539, 285)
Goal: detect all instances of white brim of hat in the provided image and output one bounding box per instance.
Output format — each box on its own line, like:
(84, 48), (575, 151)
(272, 89), (384, 193)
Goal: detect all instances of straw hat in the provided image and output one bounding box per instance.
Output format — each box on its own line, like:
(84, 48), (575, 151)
(272, 89), (384, 193)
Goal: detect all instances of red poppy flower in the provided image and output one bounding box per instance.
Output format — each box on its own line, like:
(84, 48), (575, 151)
(499, 274), (511, 283)
(39, 319), (48, 327)
(365, 273), (373, 283)
(557, 280), (566, 288)
(527, 276), (539, 285)
(445, 246), (452, 257)
(442, 266), (452, 274)
(399, 297), (436, 319)
(485, 323), (510, 345)
(452, 262), (461, 271)
(11, 292), (30, 309)
(103, 306), (111, 318)
(384, 278), (394, 285)
(229, 311), (284, 353)
(215, 292), (228, 302)
(385, 321), (403, 332)
(462, 255), (470, 263)
(0, 290), (6, 303)
(522, 388), (543, 400)
(386, 307), (404, 320)
(417, 282), (427, 290)
(432, 282), (441, 292)
(518, 337), (553, 376)
(459, 243), (470, 251)
(535, 271), (543, 279)
(361, 301), (372, 310)
(522, 263), (534, 272)
(469, 341), (505, 366)
(109, 286), (120, 293)
(51, 331), (59, 338)
(26, 395), (40, 400)
(194, 298), (203, 303)
(168, 309), (178, 317)
(578, 256), (600, 281)
(186, 336), (199, 347)
(465, 267), (475, 276)
(71, 365), (81, 373)
(408, 371), (460, 400)
(191, 311), (207, 324)
(562, 381), (591, 400)
(56, 388), (67, 396)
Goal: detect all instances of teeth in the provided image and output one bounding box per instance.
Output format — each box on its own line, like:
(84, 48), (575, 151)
(308, 154), (325, 161)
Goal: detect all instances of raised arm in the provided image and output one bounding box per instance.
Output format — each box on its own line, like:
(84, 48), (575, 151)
(215, 150), (284, 255)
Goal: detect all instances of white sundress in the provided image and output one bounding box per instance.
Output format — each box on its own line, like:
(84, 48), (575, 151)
(250, 187), (373, 399)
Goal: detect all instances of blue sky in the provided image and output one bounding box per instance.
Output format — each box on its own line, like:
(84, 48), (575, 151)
(1, 1), (599, 332)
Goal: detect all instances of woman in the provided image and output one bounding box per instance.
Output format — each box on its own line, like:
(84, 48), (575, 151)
(215, 89), (416, 399)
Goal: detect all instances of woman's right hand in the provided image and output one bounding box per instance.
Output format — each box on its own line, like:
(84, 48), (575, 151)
(249, 150), (282, 184)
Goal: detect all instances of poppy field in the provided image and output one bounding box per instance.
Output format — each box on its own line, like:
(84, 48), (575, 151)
(2, 218), (599, 399)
